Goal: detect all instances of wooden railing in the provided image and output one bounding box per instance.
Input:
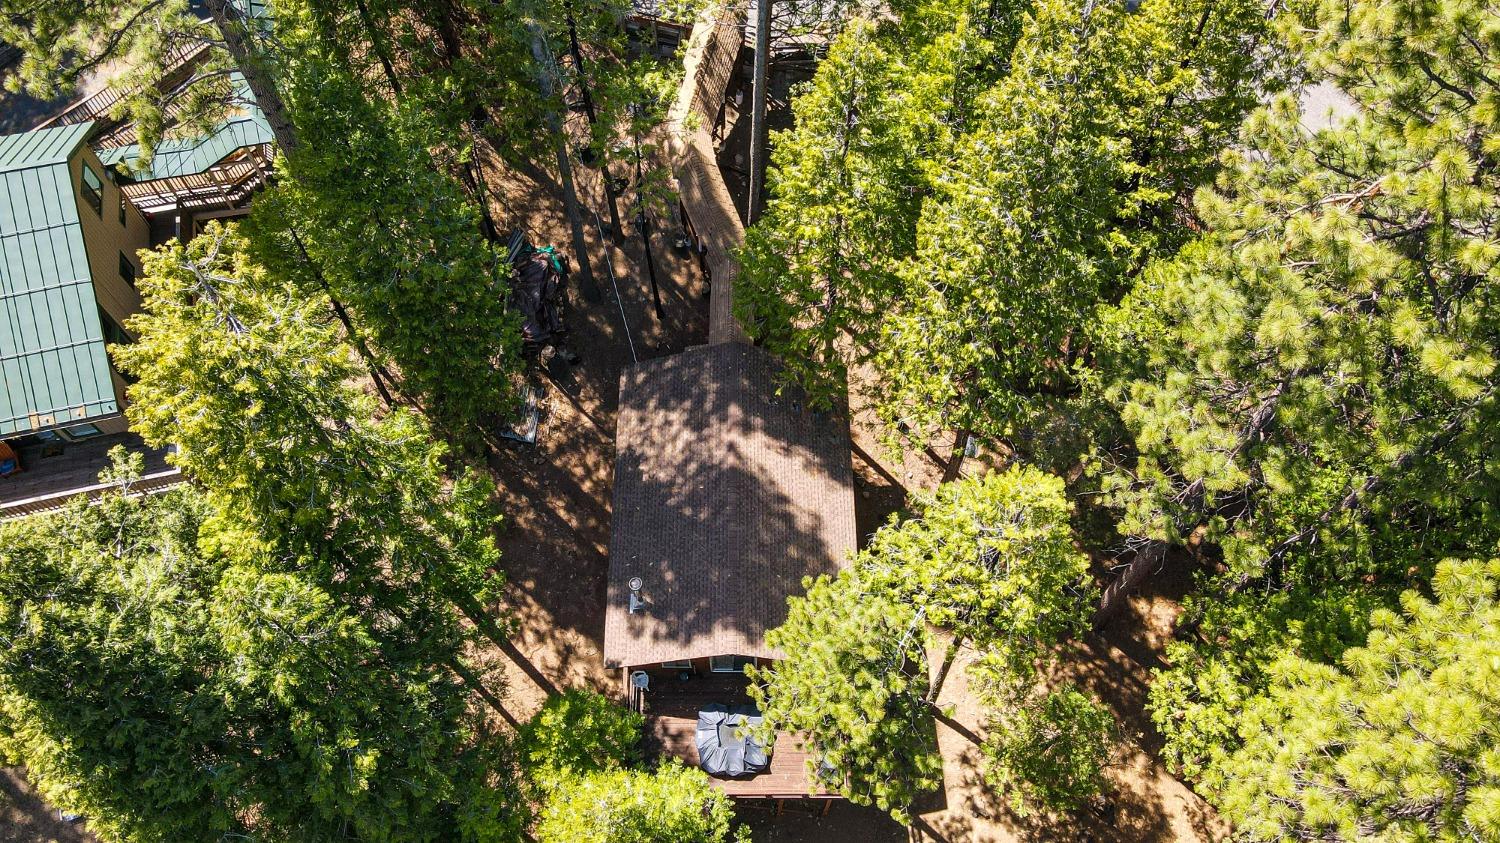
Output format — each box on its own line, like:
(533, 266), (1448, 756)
(0, 468), (184, 521)
(40, 42), (210, 133)
(120, 148), (272, 214)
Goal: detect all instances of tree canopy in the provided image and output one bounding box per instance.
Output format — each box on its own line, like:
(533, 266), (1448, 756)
(518, 691), (743, 843)
(1102, 0), (1500, 802)
(535, 763), (743, 843)
(745, 0), (1500, 832)
(738, 0), (1288, 447)
(5, 0), (1499, 837)
(752, 467), (1098, 821)
(15, 224), (527, 840)
(1212, 558), (1500, 841)
(0, 455), (518, 842)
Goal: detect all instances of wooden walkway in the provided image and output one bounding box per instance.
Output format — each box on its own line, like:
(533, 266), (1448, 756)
(642, 674), (834, 799)
(668, 1), (751, 346)
(0, 432), (179, 518)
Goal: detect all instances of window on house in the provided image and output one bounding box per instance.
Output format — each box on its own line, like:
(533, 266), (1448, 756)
(59, 423), (103, 440)
(119, 194), (128, 225)
(119, 253), (137, 288)
(81, 164), (103, 216)
(709, 656), (756, 673)
(661, 660), (693, 670)
(98, 307), (131, 347)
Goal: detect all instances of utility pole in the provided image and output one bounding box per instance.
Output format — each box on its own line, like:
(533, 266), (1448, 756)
(746, 0), (771, 225)
(529, 26), (602, 303)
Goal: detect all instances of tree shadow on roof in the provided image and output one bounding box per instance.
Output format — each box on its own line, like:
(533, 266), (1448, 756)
(605, 343), (858, 665)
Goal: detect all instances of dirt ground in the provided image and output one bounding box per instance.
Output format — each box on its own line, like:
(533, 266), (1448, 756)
(0, 108), (1224, 843)
(0, 769), (93, 843)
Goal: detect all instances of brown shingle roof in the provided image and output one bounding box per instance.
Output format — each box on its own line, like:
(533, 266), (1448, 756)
(603, 343), (857, 669)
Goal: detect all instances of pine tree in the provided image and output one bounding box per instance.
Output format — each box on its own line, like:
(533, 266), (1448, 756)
(1109, 0), (1500, 792)
(518, 689), (645, 794)
(735, 17), (926, 404)
(875, 0), (1282, 449)
(1110, 0), (1499, 588)
(751, 467), (1096, 822)
(750, 569), (942, 822)
(535, 763), (741, 843)
(0, 0), (296, 156)
(978, 686), (1114, 817)
(0, 455), (520, 842)
(738, 0), (1284, 451)
(1212, 558), (1500, 842)
(115, 223), (513, 744)
(736, 0), (1031, 407)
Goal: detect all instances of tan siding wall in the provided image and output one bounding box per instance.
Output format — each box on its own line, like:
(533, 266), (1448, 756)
(70, 147), (149, 330)
(69, 146), (151, 415)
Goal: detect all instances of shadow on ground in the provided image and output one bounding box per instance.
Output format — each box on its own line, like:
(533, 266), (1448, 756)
(0, 769), (94, 843)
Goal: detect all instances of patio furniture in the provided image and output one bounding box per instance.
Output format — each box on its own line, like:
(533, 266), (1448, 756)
(0, 441), (21, 477)
(695, 703), (770, 777)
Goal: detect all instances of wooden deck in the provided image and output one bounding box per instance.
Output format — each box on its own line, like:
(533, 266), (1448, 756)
(642, 674), (834, 799)
(0, 432), (179, 518)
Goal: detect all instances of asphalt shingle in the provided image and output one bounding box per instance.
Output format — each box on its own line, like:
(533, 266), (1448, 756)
(604, 342), (857, 669)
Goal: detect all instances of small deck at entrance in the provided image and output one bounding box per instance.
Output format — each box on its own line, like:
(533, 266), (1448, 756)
(641, 674), (832, 800)
(0, 432), (179, 519)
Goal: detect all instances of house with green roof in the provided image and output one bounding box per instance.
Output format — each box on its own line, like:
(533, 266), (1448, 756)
(95, 82), (275, 219)
(0, 121), (151, 444)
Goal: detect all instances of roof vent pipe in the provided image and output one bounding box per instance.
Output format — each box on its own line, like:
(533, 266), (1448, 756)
(628, 576), (645, 614)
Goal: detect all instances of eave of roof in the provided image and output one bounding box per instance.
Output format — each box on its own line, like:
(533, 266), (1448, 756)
(603, 343), (858, 669)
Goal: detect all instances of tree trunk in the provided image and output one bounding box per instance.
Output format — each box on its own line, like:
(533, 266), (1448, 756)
(1093, 540), (1166, 628)
(450, 591), (511, 651)
(924, 636), (963, 705)
(565, 4), (624, 240)
(746, 0), (772, 224)
(413, 0), (506, 244)
(447, 658), (513, 723)
(529, 28), (601, 303)
(289, 228), (401, 408)
(941, 429), (972, 485)
(203, 0), (298, 155)
(328, 293), (398, 407)
(353, 0), (402, 94)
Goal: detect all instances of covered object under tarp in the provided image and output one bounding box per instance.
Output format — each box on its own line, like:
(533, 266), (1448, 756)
(695, 704), (771, 777)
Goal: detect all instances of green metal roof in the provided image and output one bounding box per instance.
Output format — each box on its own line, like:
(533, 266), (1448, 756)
(0, 122), (93, 173)
(98, 80), (274, 180)
(0, 122), (121, 437)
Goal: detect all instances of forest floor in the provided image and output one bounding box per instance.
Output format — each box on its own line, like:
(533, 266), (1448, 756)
(0, 769), (93, 843)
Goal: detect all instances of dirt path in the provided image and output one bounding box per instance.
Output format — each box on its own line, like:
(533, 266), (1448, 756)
(475, 147), (713, 721)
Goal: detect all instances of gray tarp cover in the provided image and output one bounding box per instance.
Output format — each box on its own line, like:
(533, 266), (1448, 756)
(696, 704), (770, 777)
